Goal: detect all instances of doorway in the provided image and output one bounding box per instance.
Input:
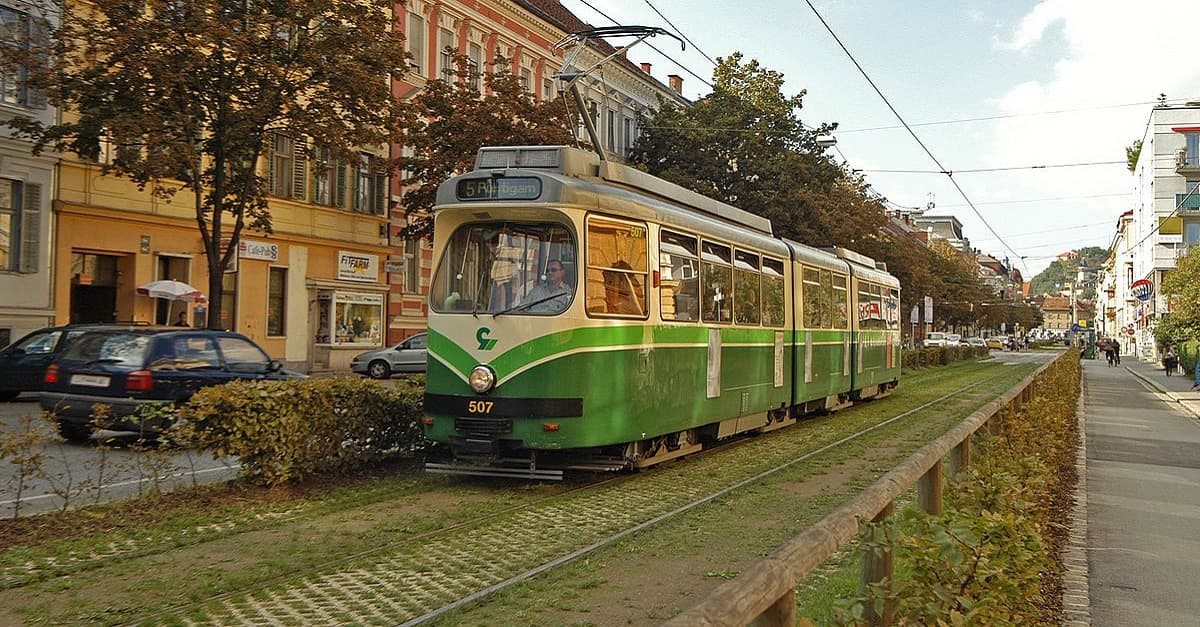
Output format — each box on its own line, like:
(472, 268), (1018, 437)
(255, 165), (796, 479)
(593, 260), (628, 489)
(70, 253), (120, 323)
(155, 255), (192, 324)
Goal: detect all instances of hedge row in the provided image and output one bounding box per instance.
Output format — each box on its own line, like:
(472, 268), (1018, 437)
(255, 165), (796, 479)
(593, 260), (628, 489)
(175, 376), (428, 486)
(901, 345), (991, 370)
(837, 352), (1081, 624)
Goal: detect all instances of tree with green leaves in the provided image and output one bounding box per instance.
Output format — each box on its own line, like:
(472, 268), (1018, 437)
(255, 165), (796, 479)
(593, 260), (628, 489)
(1157, 246), (1200, 344)
(3, 0), (406, 328)
(629, 52), (886, 247)
(394, 52), (577, 239)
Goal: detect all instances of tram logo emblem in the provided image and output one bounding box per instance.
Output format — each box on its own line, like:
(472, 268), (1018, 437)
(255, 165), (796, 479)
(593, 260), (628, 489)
(476, 327), (498, 351)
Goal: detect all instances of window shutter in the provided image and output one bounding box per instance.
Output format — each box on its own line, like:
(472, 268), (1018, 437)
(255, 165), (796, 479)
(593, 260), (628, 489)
(19, 183), (41, 273)
(291, 137), (307, 201)
(335, 160), (347, 208)
(267, 138), (278, 195)
(373, 171), (387, 215)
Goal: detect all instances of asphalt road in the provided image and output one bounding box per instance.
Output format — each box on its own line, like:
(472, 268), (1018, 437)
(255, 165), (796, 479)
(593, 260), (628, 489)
(0, 393), (241, 518)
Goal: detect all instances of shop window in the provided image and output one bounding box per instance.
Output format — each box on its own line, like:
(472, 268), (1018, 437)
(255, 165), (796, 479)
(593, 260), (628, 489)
(659, 229), (699, 321)
(585, 216), (647, 317)
(267, 267), (286, 335)
(700, 240), (732, 323)
(317, 292), (383, 345)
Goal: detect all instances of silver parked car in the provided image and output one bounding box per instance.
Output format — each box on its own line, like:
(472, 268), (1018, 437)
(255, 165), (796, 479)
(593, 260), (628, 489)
(351, 333), (428, 379)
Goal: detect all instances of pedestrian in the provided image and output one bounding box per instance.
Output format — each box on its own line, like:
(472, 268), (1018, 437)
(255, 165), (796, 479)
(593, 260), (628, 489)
(173, 311), (190, 327)
(1193, 357), (1200, 391)
(1162, 345), (1178, 376)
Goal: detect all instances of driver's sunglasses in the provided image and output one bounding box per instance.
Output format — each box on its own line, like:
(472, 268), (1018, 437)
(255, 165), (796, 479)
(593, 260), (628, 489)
(548, 267), (563, 273)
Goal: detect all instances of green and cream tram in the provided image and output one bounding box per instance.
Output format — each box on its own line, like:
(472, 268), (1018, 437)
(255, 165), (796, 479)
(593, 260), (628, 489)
(422, 146), (900, 479)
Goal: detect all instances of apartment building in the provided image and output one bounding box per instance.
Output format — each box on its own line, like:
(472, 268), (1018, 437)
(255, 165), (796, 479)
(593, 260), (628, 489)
(386, 0), (688, 344)
(0, 2), (56, 347)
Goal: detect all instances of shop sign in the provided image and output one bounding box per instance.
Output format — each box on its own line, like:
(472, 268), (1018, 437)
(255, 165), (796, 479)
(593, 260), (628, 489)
(239, 239), (279, 261)
(333, 292), (383, 306)
(338, 251), (379, 283)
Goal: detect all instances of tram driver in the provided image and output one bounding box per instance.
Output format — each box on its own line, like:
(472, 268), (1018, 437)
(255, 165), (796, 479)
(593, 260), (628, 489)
(520, 260), (572, 313)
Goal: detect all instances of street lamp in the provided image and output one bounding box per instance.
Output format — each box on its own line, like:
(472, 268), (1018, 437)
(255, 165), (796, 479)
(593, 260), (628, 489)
(815, 134), (837, 148)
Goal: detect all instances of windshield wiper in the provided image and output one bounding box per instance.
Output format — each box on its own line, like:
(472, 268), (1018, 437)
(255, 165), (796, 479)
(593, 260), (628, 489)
(495, 294), (567, 318)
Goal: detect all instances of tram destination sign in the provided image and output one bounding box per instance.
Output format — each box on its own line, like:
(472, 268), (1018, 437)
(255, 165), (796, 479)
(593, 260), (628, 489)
(456, 177), (541, 201)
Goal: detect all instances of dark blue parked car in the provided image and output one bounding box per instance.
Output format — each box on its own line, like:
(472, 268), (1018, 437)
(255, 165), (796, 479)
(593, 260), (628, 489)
(0, 323), (149, 402)
(41, 328), (303, 441)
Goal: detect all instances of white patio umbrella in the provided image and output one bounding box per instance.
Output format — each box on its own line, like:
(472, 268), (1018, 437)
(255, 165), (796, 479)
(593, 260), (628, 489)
(136, 280), (206, 325)
(136, 280), (206, 301)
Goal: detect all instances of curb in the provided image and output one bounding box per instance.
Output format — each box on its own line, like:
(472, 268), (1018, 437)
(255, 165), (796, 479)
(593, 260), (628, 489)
(1123, 366), (1200, 419)
(1062, 371), (1090, 625)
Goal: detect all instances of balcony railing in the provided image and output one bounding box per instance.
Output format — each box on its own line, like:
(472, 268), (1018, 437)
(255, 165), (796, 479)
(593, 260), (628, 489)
(1176, 149), (1200, 174)
(1176, 193), (1200, 211)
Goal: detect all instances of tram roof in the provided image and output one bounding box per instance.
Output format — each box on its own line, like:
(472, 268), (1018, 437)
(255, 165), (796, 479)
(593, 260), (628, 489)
(459, 146), (774, 235)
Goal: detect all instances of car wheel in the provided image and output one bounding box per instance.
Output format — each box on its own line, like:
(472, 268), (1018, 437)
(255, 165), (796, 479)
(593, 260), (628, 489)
(0, 390), (19, 402)
(56, 420), (91, 443)
(368, 360), (392, 379)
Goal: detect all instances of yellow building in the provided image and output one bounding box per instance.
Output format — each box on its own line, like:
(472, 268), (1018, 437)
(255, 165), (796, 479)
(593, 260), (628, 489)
(53, 139), (392, 372)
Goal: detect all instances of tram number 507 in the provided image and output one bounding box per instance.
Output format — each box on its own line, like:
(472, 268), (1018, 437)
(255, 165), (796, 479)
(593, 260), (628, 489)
(467, 401), (494, 414)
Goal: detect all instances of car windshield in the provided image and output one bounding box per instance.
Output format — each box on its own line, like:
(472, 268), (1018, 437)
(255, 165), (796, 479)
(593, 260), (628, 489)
(62, 333), (151, 366)
(430, 221), (576, 315)
(927, 333), (944, 339)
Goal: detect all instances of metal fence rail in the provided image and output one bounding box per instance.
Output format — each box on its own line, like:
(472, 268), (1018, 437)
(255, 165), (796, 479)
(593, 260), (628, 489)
(666, 352), (1065, 626)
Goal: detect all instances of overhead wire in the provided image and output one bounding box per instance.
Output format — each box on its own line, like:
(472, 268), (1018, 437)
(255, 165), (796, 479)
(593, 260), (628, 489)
(801, 0), (1028, 275)
(573, 0), (714, 89)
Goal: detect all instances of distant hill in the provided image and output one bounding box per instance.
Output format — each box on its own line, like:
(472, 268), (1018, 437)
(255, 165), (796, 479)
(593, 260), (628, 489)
(1029, 246), (1108, 299)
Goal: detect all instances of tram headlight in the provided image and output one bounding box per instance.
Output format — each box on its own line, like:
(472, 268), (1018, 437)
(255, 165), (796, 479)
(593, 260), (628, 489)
(468, 365), (496, 394)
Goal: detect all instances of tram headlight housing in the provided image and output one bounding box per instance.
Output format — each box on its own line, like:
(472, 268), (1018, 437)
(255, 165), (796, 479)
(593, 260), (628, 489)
(468, 365), (496, 394)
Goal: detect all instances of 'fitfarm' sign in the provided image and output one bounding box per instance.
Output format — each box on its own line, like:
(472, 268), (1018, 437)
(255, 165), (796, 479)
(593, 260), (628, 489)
(338, 251), (380, 283)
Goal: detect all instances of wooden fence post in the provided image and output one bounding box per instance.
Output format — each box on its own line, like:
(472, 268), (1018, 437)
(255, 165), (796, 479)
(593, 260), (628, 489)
(861, 502), (895, 626)
(949, 436), (971, 478)
(918, 460), (943, 516)
(750, 588), (796, 627)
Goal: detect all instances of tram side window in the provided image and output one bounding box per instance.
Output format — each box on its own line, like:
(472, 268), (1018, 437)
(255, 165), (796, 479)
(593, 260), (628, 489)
(832, 274), (848, 329)
(762, 257), (785, 328)
(586, 216), (648, 317)
(701, 240), (732, 323)
(659, 230), (699, 321)
(733, 250), (761, 325)
(802, 267), (821, 328)
(858, 283), (885, 330)
(820, 269), (833, 329)
(886, 288), (900, 329)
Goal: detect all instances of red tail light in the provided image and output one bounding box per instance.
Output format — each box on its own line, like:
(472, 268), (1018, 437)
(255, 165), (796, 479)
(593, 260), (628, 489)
(44, 364), (59, 384)
(125, 370), (154, 391)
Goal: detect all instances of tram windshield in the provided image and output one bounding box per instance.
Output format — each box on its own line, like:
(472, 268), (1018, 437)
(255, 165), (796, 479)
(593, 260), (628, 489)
(430, 221), (577, 315)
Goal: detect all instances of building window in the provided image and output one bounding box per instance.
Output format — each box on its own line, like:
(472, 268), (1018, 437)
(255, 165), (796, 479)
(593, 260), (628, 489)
(623, 118), (633, 153)
(353, 153), (387, 215)
(312, 146), (345, 207)
(0, 7), (47, 108)
(468, 42), (482, 91)
(267, 133), (293, 198)
(407, 12), (425, 75)
(267, 267), (286, 335)
(1185, 221), (1200, 247)
(402, 236), (421, 294)
(519, 67), (531, 91)
(606, 110), (615, 151)
(0, 178), (40, 273)
(1186, 133), (1199, 168)
(219, 271), (237, 331)
(543, 79), (554, 102)
(439, 28), (455, 80)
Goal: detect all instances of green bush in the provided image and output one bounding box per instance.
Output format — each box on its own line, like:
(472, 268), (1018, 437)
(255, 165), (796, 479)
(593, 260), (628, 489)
(176, 376), (428, 485)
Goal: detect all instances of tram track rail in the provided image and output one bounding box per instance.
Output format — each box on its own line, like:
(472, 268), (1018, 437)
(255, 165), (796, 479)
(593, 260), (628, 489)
(116, 362), (1025, 626)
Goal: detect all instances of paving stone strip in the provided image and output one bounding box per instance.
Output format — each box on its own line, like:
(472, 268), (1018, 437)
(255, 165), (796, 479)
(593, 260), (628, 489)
(175, 377), (1009, 626)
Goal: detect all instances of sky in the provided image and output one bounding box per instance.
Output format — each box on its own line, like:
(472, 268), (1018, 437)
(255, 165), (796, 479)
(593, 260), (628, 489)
(559, 0), (1200, 278)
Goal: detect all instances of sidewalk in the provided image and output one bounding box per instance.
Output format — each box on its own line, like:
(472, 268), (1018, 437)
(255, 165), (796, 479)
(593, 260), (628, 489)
(1117, 356), (1200, 418)
(1073, 358), (1200, 625)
